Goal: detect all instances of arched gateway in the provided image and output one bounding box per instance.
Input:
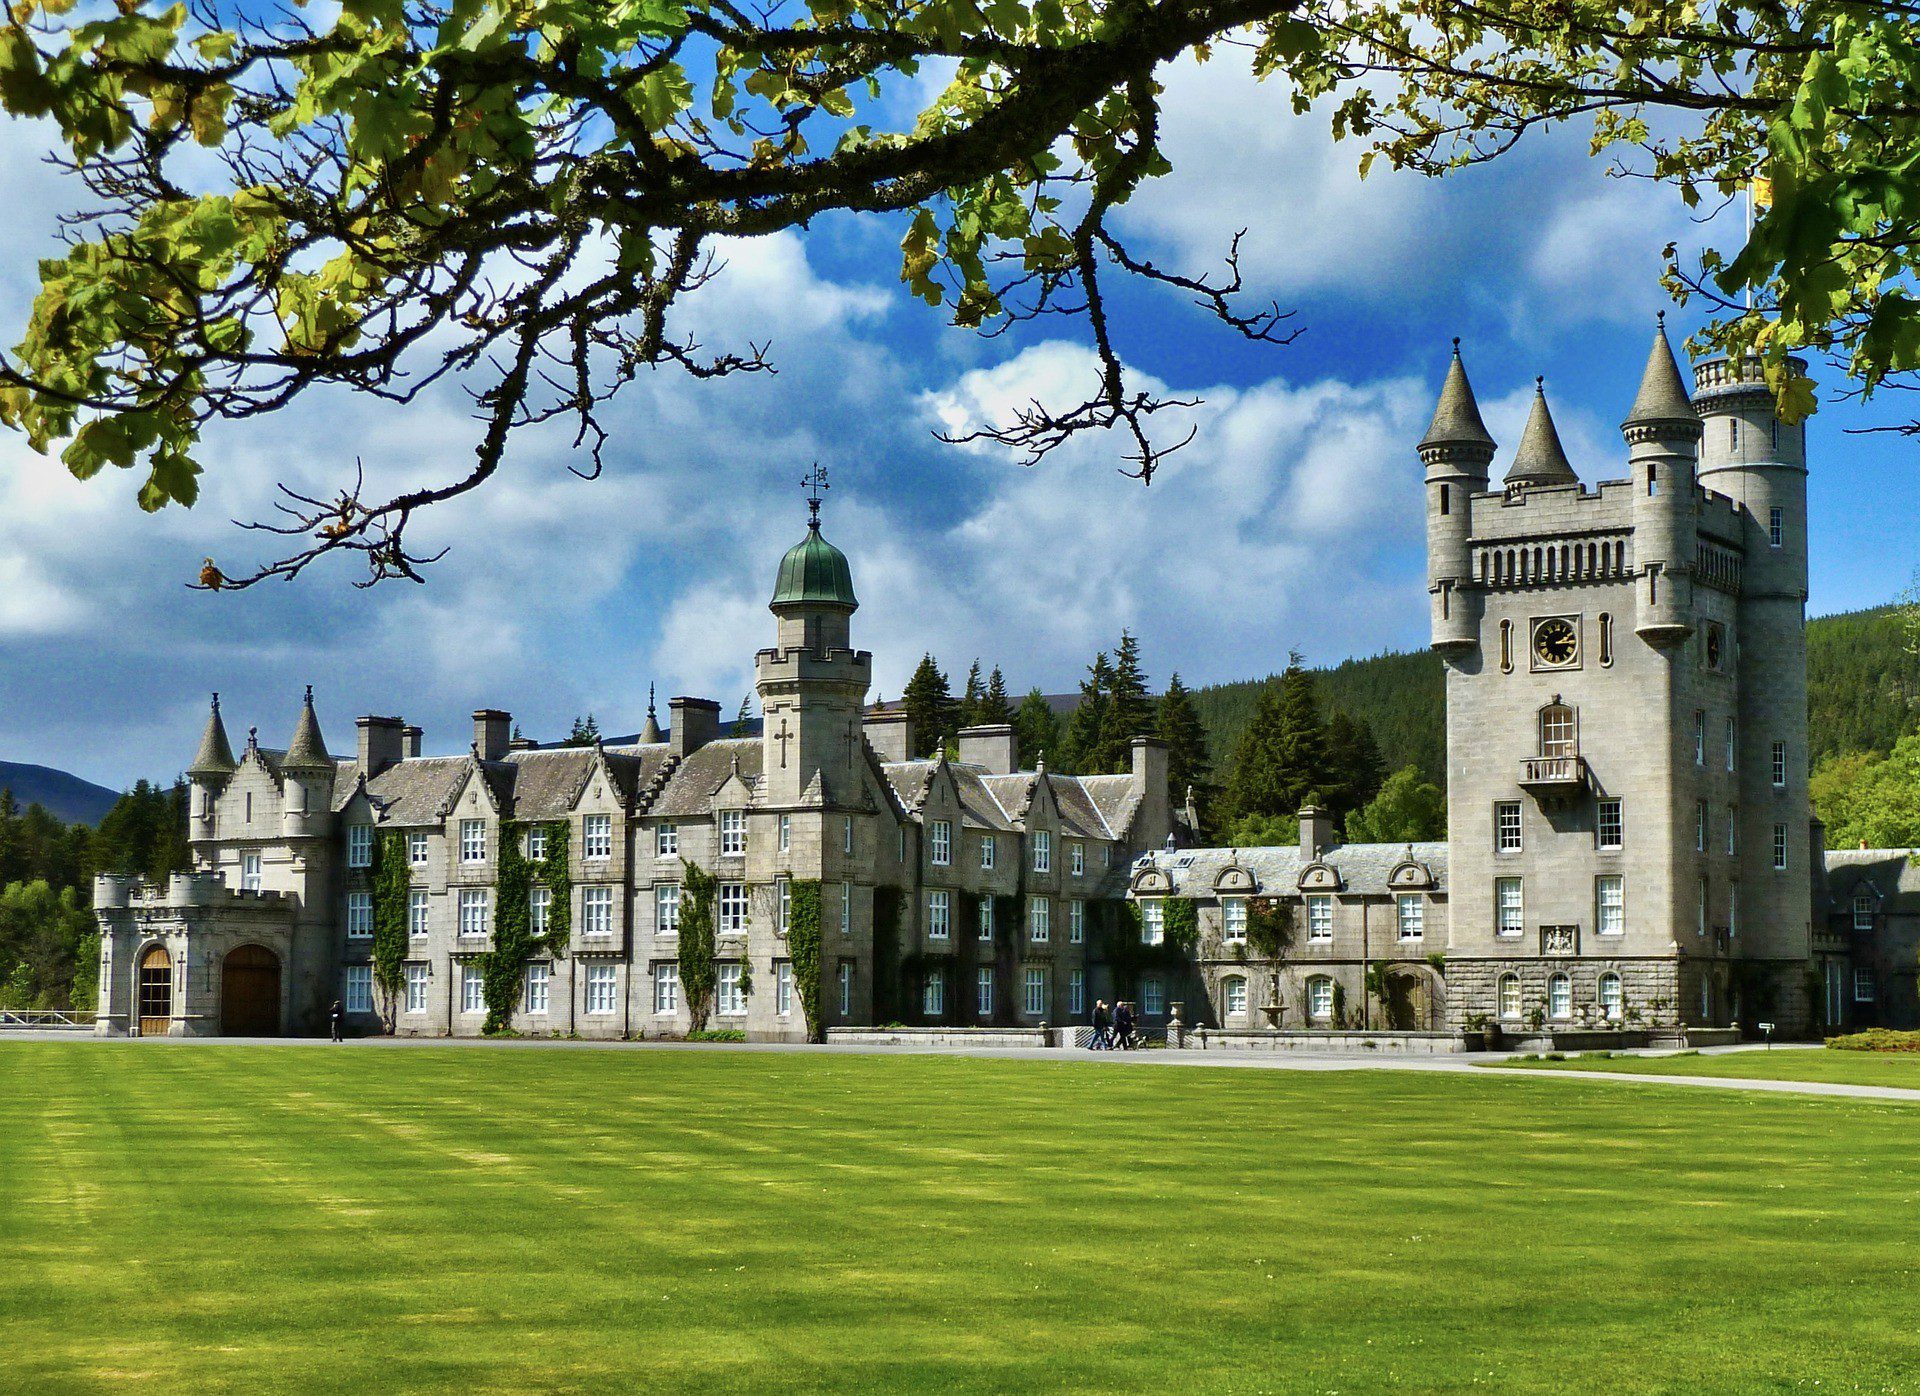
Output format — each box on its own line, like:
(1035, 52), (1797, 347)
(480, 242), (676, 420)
(220, 944), (282, 1036)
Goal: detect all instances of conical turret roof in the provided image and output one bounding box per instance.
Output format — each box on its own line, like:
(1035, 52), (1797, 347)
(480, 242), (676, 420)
(1504, 381), (1579, 487)
(1622, 313), (1701, 431)
(1419, 341), (1496, 452)
(187, 693), (237, 779)
(282, 686), (334, 771)
(640, 684), (663, 744)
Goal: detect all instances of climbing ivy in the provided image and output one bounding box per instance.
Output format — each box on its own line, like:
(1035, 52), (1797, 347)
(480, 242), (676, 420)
(1164, 898), (1199, 954)
(482, 820), (568, 1035)
(788, 879), (825, 1042)
(1246, 896), (1295, 960)
(679, 859), (717, 1033)
(370, 831), (410, 1033)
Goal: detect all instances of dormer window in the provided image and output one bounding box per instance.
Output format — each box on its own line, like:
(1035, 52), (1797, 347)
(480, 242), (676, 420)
(460, 819), (486, 864)
(719, 810), (746, 856)
(1853, 890), (1875, 932)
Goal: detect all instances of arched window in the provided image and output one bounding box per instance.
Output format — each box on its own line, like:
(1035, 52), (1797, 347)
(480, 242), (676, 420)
(1598, 972), (1623, 1022)
(1498, 973), (1522, 1020)
(1500, 620), (1514, 674)
(1548, 973), (1573, 1020)
(1598, 613), (1613, 666)
(1306, 975), (1334, 1021)
(1224, 975), (1248, 1018)
(1539, 703), (1576, 757)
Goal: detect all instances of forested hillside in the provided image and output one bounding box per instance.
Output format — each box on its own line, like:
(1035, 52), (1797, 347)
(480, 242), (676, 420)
(1807, 607), (1920, 763)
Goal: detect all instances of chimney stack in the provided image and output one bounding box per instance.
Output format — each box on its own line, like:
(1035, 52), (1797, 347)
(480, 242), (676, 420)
(1298, 805), (1335, 860)
(957, 724), (1017, 775)
(472, 709), (511, 763)
(669, 696), (721, 758)
(864, 708), (913, 763)
(402, 725), (423, 759)
(356, 715), (407, 778)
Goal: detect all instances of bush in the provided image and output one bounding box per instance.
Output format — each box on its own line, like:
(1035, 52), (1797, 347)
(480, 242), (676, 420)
(1826, 1028), (1920, 1053)
(686, 1028), (746, 1043)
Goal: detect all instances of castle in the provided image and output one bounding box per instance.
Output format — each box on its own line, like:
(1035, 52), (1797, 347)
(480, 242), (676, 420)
(96, 321), (1901, 1041)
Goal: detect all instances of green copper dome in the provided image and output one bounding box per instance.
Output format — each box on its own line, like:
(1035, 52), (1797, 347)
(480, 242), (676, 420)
(771, 523), (857, 609)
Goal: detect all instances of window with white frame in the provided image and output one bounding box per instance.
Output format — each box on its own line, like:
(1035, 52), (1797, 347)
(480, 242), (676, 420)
(930, 819), (951, 866)
(1306, 976), (1333, 1020)
(653, 962), (679, 1014)
(1070, 842), (1084, 877)
(583, 885), (614, 937)
(1771, 740), (1787, 788)
(1548, 972), (1573, 1019)
(1029, 897), (1050, 943)
(1025, 966), (1049, 1016)
(1495, 801), (1522, 853)
(347, 824), (373, 868)
(656, 823), (678, 857)
(1032, 830), (1051, 873)
(1769, 505), (1784, 547)
(1495, 878), (1523, 938)
(524, 962), (549, 1014)
(1539, 704), (1575, 758)
(1694, 710), (1706, 765)
(655, 883), (680, 937)
(1853, 890), (1875, 931)
(1597, 799), (1623, 851)
(460, 818), (486, 863)
(585, 964), (617, 1015)
(719, 810), (747, 856)
(776, 962), (793, 1016)
(776, 877), (791, 935)
(1142, 976), (1164, 1016)
(778, 814), (791, 853)
(344, 963), (373, 1013)
(346, 891), (373, 938)
(978, 897), (994, 942)
(1222, 899), (1247, 944)
(923, 969), (944, 1016)
(1225, 975), (1248, 1017)
(1725, 717), (1736, 772)
(717, 962), (746, 1015)
(408, 831), (429, 866)
(1855, 965), (1877, 1002)
(1069, 899), (1085, 944)
(241, 850), (262, 892)
(1396, 893), (1423, 941)
(838, 961), (853, 1015)
(461, 963), (485, 1013)
(898, 827), (907, 863)
(1069, 968), (1085, 1016)
(1498, 973), (1522, 1020)
(1697, 801), (1708, 853)
(404, 962), (427, 1013)
(1730, 883), (1739, 937)
(1773, 824), (1788, 871)
(458, 887), (489, 938)
(976, 967), (993, 1016)
(408, 888), (429, 938)
(1596, 875), (1624, 936)
(1306, 894), (1333, 942)
(1699, 876), (1709, 936)
(840, 881), (852, 935)
(583, 814), (612, 861)
(1598, 972), (1623, 1021)
(1140, 899), (1164, 945)
(927, 889), (951, 939)
(529, 884), (551, 936)
(527, 825), (547, 861)
(843, 816), (854, 854)
(1726, 808), (1736, 857)
(980, 834), (996, 871)
(718, 882), (748, 933)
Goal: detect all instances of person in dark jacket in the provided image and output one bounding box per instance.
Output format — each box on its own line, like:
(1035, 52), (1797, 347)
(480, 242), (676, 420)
(1090, 999), (1111, 1049)
(1114, 1000), (1136, 1049)
(329, 999), (344, 1043)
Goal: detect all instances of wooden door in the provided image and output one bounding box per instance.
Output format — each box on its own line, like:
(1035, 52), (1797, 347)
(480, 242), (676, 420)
(137, 945), (172, 1037)
(220, 944), (281, 1037)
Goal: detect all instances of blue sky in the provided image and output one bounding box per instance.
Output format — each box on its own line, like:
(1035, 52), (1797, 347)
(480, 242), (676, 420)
(1, 52), (1915, 789)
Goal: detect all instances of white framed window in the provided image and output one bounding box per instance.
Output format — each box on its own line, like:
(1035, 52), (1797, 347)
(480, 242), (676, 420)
(1142, 976), (1164, 1016)
(1495, 878), (1523, 938)
(717, 962), (746, 1015)
(1306, 894), (1333, 942)
(1726, 808), (1736, 857)
(1140, 900), (1164, 945)
(1771, 740), (1787, 788)
(527, 825), (548, 861)
(840, 882), (852, 935)
(718, 882), (748, 934)
(1222, 899), (1247, 944)
(1029, 897), (1050, 943)
(1025, 966), (1049, 1016)
(1032, 830), (1051, 873)
(346, 891), (373, 938)
(653, 962), (679, 1014)
(778, 814), (791, 853)
(843, 816), (854, 855)
(460, 818), (486, 864)
(977, 897), (994, 942)
(1069, 968), (1086, 1016)
(976, 967), (993, 1016)
(1306, 976), (1334, 1020)
(1225, 975), (1248, 1016)
(583, 814), (612, 861)
(404, 962), (427, 1014)
(719, 809), (747, 856)
(1773, 824), (1788, 871)
(1495, 801), (1522, 853)
(655, 883), (680, 937)
(1070, 842), (1084, 877)
(585, 964), (617, 1015)
(1693, 711), (1706, 766)
(980, 834), (995, 871)
(838, 961), (853, 1015)
(583, 885), (614, 938)
(1598, 972), (1623, 1021)
(1596, 875), (1624, 936)
(655, 823), (678, 857)
(776, 961), (793, 1016)
(458, 887), (489, 938)
(897, 827), (907, 863)
(927, 889), (950, 940)
(923, 969), (944, 1017)
(1730, 883), (1739, 937)
(1697, 801), (1708, 853)
(346, 824), (373, 869)
(1396, 893), (1423, 941)
(524, 962), (549, 1014)
(408, 888), (429, 938)
(408, 831), (429, 866)
(241, 850), (262, 892)
(1769, 505), (1784, 547)
(343, 963), (373, 1014)
(1700, 976), (1713, 1020)
(521, 883), (548, 937)
(777, 877), (792, 936)
(1539, 704), (1575, 758)
(1699, 876), (1709, 936)
(930, 819), (951, 866)
(1855, 965), (1877, 1003)
(1068, 899), (1085, 944)
(1853, 890), (1875, 932)
(461, 963), (485, 1014)
(1725, 717), (1737, 773)
(1498, 973), (1522, 1020)
(1597, 799), (1623, 851)
(1548, 972), (1572, 1019)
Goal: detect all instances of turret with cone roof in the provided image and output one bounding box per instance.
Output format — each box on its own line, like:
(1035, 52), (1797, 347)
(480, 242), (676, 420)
(1625, 313), (1702, 648)
(1423, 340), (1493, 654)
(1504, 379), (1579, 489)
(641, 685), (664, 745)
(188, 693), (238, 781)
(1419, 339), (1497, 463)
(1622, 312), (1703, 438)
(282, 685), (334, 772)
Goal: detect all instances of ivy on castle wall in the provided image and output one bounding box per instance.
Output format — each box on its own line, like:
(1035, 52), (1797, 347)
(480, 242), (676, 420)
(482, 820), (568, 1036)
(788, 878), (824, 1042)
(678, 859), (718, 1033)
(371, 831), (411, 1033)
(1246, 896), (1295, 961)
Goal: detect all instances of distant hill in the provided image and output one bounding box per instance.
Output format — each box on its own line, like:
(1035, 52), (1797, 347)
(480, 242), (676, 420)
(0, 761), (120, 825)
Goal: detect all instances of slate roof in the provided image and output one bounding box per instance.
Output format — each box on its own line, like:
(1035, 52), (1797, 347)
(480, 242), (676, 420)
(1419, 343), (1496, 452)
(1504, 384), (1578, 488)
(1624, 317), (1702, 430)
(877, 759), (1142, 840)
(1133, 841), (1449, 898)
(188, 700), (238, 778)
(343, 755), (468, 823)
(948, 765), (1016, 832)
(1822, 849), (1920, 914)
(282, 690), (334, 772)
(647, 738), (764, 817)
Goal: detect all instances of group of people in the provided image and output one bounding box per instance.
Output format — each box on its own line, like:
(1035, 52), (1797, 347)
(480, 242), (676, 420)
(1087, 999), (1139, 1050)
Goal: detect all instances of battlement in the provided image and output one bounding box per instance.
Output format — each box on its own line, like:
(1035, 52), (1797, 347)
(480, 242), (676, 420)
(94, 871), (293, 912)
(1691, 353), (1808, 400)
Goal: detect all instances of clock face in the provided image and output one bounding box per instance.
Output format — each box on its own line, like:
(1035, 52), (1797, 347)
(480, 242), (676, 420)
(1533, 617), (1580, 667)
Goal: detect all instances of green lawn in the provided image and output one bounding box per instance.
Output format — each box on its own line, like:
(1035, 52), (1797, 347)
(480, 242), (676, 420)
(1490, 1046), (1920, 1089)
(5, 1043), (1920, 1393)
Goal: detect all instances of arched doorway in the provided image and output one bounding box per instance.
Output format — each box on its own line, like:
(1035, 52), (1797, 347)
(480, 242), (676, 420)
(220, 944), (281, 1036)
(137, 945), (173, 1037)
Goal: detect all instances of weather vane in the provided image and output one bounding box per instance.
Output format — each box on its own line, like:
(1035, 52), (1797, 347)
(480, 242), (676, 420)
(802, 462), (829, 527)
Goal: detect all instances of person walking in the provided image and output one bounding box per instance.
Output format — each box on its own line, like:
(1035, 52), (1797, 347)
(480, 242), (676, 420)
(1090, 999), (1111, 1050)
(1114, 999), (1136, 1050)
(329, 999), (344, 1043)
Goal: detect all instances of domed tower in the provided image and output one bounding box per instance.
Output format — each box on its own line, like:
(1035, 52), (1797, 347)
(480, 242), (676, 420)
(1622, 315), (1703, 648)
(1421, 341), (1497, 654)
(279, 686), (336, 840)
(755, 470), (873, 808)
(186, 693), (238, 834)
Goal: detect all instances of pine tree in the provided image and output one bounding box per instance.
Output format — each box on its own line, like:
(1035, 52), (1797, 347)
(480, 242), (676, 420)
(1097, 630), (1155, 772)
(1273, 652), (1331, 811)
(957, 660), (985, 731)
(1323, 710), (1387, 822)
(1222, 652), (1329, 824)
(900, 654), (955, 759)
(1058, 651), (1113, 774)
(563, 713), (601, 747)
(1012, 688), (1061, 769)
(981, 667), (1014, 725)
(1157, 673), (1213, 831)
(732, 694), (755, 736)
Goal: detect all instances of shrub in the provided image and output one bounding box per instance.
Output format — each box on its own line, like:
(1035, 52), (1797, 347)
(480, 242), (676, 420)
(1827, 1028), (1920, 1053)
(687, 1028), (746, 1043)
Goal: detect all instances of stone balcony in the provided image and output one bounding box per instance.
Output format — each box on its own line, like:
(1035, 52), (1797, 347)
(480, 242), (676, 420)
(1519, 754), (1587, 794)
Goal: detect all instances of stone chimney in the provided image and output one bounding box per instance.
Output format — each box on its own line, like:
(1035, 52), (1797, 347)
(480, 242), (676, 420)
(1299, 805), (1335, 860)
(472, 709), (512, 763)
(356, 715), (407, 777)
(670, 696), (721, 758)
(958, 724), (1017, 775)
(864, 709), (913, 763)
(1131, 735), (1168, 795)
(403, 725), (423, 759)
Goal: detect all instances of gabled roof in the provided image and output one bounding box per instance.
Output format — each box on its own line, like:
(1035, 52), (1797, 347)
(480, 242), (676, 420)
(347, 755), (469, 824)
(647, 739), (765, 817)
(1049, 776), (1114, 840)
(1823, 849), (1920, 915)
(1077, 774), (1141, 838)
